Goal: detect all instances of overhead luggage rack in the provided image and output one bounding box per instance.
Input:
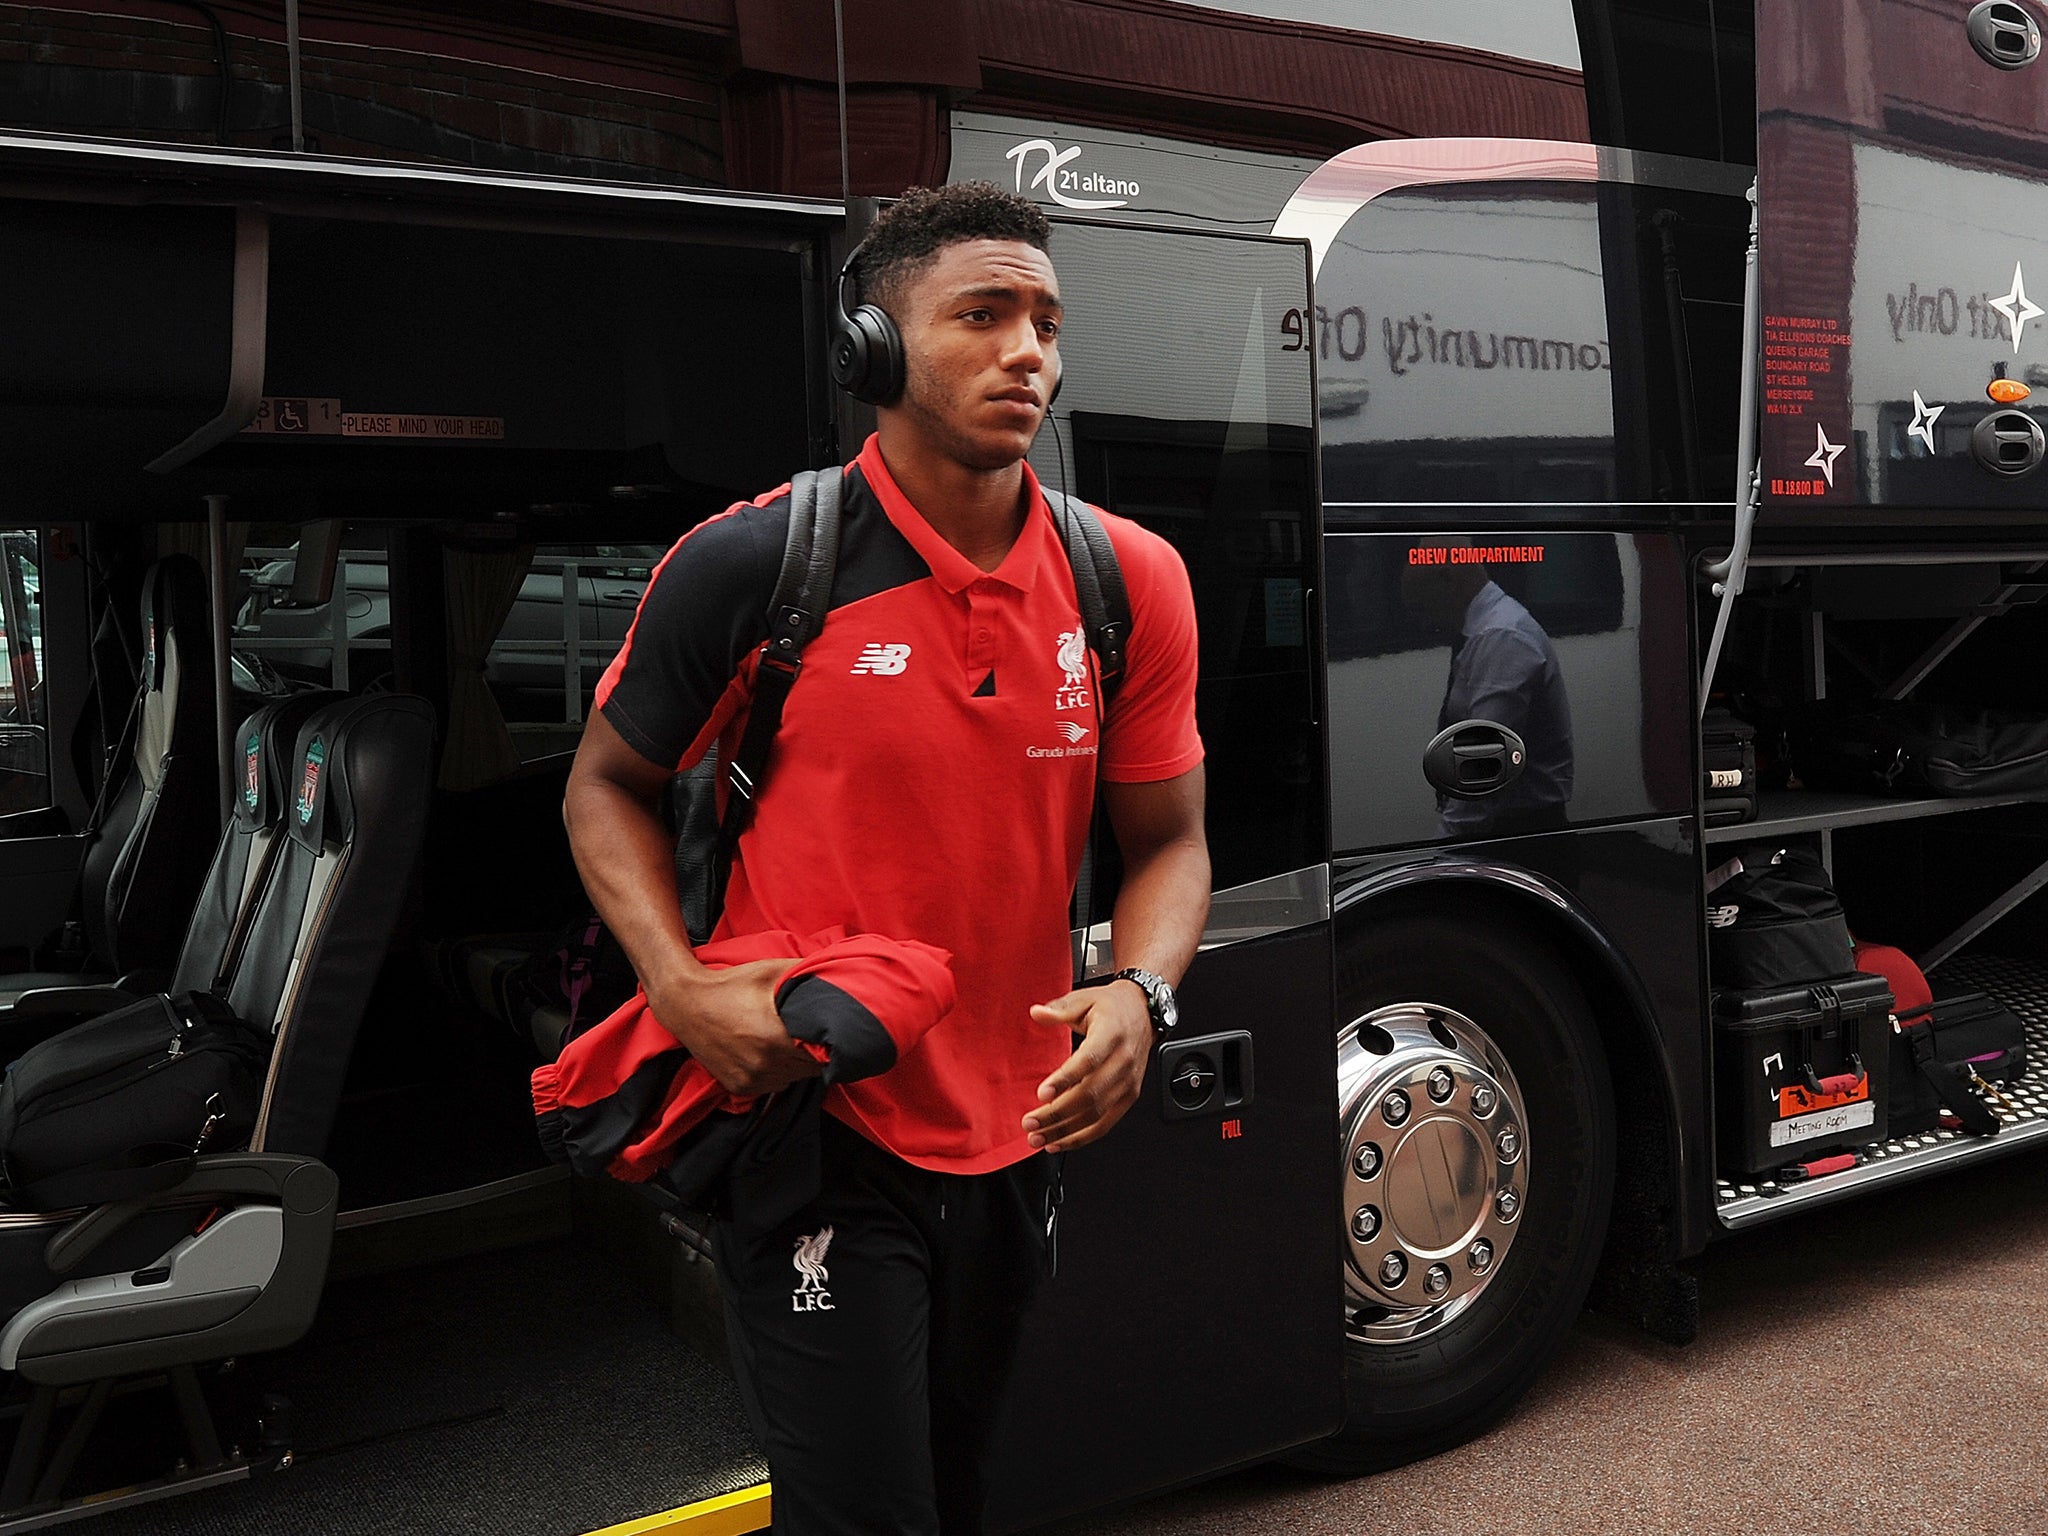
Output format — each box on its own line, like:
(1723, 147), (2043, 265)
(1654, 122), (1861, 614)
(1716, 952), (2048, 1228)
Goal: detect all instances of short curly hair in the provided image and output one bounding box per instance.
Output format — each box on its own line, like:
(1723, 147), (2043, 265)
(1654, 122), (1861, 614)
(855, 181), (1052, 314)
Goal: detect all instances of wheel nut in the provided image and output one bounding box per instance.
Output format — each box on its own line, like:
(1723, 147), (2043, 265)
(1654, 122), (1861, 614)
(1426, 1066), (1455, 1103)
(1423, 1263), (1451, 1297)
(1379, 1251), (1408, 1285)
(1382, 1090), (1411, 1126)
(1495, 1127), (1521, 1163)
(1351, 1205), (1381, 1241)
(1468, 1239), (1494, 1274)
(1471, 1083), (1498, 1116)
(1353, 1142), (1383, 1179)
(1495, 1187), (1521, 1221)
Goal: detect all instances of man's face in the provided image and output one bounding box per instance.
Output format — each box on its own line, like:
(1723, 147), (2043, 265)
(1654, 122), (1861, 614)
(887, 238), (1062, 472)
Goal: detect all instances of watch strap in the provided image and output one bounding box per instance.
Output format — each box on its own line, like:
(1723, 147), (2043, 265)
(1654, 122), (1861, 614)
(1094, 967), (1175, 1035)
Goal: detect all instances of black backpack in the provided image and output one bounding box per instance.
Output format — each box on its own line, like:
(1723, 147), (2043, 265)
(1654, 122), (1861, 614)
(1706, 845), (1855, 991)
(673, 467), (1133, 946)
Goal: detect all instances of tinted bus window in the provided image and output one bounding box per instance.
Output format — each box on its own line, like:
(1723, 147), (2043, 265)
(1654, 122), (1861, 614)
(1309, 171), (1751, 512)
(1579, 0), (1757, 164)
(1317, 183), (1619, 509)
(1029, 221), (1324, 890)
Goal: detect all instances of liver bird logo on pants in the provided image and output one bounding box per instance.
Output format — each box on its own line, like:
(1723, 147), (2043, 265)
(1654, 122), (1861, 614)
(791, 1226), (836, 1312)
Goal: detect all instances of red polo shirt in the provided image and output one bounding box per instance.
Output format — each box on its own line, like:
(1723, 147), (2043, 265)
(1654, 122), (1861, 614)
(596, 436), (1202, 1173)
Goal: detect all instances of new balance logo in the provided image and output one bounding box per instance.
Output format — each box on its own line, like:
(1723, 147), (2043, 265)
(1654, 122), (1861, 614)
(1055, 721), (1090, 743)
(850, 644), (911, 676)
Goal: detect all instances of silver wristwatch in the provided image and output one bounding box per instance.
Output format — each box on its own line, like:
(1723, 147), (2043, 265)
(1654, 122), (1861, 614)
(1105, 967), (1179, 1038)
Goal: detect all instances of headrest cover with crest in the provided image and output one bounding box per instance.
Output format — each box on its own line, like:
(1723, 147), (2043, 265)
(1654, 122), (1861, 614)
(290, 732), (329, 849)
(236, 719), (268, 828)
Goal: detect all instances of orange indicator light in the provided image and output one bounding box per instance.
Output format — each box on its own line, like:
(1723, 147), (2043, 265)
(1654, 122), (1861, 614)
(1989, 378), (2032, 403)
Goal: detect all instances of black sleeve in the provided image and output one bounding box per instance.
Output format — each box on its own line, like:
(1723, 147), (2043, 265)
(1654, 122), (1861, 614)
(597, 497), (790, 768)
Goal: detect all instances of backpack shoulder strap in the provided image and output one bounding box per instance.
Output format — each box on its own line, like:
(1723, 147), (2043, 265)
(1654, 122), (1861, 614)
(1045, 490), (1131, 702)
(713, 468), (844, 884)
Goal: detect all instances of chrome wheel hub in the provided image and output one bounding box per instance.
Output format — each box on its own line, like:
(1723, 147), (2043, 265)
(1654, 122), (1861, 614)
(1339, 1002), (1530, 1344)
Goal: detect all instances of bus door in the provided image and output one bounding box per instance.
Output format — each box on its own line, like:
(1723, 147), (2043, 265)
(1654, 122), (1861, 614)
(986, 220), (1340, 1528)
(0, 140), (840, 947)
(0, 193), (246, 958)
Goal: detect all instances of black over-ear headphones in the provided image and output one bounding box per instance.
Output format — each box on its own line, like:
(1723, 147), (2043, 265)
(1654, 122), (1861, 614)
(831, 244), (905, 406)
(829, 240), (1065, 409)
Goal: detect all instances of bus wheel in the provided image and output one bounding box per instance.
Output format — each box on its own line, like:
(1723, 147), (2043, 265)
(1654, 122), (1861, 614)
(1292, 913), (1616, 1474)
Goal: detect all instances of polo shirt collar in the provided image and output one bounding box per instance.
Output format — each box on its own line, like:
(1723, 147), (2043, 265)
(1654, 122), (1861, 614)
(857, 435), (1055, 595)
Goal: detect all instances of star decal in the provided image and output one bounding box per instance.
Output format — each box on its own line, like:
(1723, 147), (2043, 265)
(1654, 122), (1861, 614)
(1989, 261), (2044, 355)
(1805, 422), (1845, 488)
(1908, 390), (1943, 454)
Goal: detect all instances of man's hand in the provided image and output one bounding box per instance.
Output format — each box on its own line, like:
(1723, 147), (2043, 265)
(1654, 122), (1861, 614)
(1024, 980), (1153, 1151)
(648, 957), (821, 1098)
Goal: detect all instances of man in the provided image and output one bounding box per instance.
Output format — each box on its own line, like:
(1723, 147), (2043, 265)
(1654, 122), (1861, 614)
(563, 181), (1209, 1533)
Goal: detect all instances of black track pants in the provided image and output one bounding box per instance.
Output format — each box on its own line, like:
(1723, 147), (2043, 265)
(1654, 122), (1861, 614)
(713, 1115), (1052, 1535)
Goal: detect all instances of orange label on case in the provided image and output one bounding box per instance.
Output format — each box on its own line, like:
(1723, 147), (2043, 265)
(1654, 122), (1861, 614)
(1777, 1077), (1869, 1118)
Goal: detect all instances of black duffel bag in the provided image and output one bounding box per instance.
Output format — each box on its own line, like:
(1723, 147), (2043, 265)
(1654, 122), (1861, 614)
(1793, 701), (2048, 797)
(1890, 990), (2028, 1138)
(1707, 845), (1855, 990)
(0, 992), (270, 1210)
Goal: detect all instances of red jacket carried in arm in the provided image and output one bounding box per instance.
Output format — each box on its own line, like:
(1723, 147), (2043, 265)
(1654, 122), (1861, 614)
(532, 927), (955, 1221)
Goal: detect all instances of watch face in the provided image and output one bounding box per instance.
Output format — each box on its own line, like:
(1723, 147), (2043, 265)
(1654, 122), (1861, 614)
(1137, 971), (1176, 1032)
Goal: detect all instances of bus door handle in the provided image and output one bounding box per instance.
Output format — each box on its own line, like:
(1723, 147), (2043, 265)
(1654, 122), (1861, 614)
(1157, 1031), (1253, 1122)
(1422, 720), (1526, 799)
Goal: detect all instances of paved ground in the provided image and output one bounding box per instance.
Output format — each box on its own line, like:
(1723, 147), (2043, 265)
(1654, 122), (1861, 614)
(1044, 1143), (2048, 1536)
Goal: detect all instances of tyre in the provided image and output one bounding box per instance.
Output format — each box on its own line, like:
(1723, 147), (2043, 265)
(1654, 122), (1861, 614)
(1291, 909), (1616, 1473)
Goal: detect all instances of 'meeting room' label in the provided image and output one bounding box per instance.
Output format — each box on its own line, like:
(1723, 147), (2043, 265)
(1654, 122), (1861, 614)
(1769, 1099), (1874, 1148)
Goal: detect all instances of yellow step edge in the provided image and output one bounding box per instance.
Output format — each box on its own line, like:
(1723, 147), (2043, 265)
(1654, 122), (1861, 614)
(581, 1482), (772, 1536)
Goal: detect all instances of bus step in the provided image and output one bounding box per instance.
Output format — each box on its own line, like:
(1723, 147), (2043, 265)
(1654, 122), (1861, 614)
(1716, 952), (2048, 1229)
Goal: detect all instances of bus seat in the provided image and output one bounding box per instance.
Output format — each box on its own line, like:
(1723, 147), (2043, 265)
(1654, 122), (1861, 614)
(0, 692), (340, 1035)
(0, 557), (217, 1004)
(229, 693), (436, 1157)
(0, 695), (434, 1510)
(79, 554), (220, 976)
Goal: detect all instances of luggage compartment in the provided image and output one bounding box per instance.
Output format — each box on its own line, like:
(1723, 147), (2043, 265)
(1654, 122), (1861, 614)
(1704, 551), (2048, 1225)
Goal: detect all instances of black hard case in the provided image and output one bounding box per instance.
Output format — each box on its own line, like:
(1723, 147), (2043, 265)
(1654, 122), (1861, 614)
(1714, 972), (1893, 1176)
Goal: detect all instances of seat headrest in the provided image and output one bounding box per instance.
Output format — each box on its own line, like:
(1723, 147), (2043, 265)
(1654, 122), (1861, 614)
(233, 692), (344, 832)
(288, 695), (439, 853)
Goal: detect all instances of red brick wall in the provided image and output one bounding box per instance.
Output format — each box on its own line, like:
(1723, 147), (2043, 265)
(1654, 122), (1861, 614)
(0, 0), (1597, 195)
(0, 1), (725, 182)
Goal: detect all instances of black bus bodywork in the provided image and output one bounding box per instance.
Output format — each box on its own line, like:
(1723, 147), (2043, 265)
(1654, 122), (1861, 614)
(3, 0), (2048, 1529)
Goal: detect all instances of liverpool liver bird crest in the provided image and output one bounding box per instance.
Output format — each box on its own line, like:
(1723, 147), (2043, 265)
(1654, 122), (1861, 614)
(792, 1226), (834, 1294)
(1056, 628), (1088, 688)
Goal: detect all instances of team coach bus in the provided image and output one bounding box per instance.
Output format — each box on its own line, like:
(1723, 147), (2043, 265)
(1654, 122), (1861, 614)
(2, 0), (2046, 1529)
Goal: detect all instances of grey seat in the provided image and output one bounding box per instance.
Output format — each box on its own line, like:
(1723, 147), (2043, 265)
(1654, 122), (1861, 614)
(0, 694), (436, 1517)
(0, 556), (218, 1011)
(1, 692), (340, 1043)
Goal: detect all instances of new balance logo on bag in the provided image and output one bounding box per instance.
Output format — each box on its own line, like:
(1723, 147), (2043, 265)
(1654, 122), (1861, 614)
(850, 643), (912, 675)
